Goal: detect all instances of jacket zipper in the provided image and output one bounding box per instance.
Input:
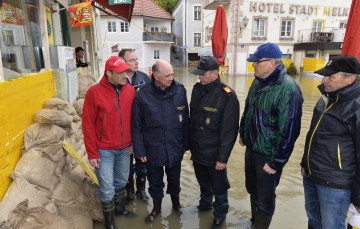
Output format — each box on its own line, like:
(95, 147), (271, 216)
(307, 95), (338, 175)
(117, 93), (125, 148)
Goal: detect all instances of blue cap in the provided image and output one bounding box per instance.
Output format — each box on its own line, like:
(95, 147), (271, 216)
(247, 43), (283, 62)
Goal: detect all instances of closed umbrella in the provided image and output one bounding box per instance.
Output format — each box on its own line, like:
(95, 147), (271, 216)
(212, 5), (228, 66)
(342, 0), (360, 60)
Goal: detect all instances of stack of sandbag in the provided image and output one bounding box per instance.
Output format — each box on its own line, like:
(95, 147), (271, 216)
(78, 74), (96, 99)
(0, 97), (101, 228)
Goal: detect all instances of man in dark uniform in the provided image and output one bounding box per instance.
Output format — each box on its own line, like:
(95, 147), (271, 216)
(132, 60), (189, 222)
(119, 49), (151, 201)
(190, 56), (240, 226)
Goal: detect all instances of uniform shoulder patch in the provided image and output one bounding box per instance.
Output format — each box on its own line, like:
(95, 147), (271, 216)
(223, 86), (232, 93)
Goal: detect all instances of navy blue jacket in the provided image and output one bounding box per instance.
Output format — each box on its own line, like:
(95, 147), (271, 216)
(130, 71), (150, 89)
(132, 79), (189, 168)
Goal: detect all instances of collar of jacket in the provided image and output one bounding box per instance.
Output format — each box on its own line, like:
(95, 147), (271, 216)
(318, 80), (360, 101)
(151, 77), (178, 97)
(199, 76), (220, 93)
(255, 65), (285, 91)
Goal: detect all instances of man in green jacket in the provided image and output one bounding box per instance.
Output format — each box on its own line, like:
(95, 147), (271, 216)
(239, 43), (303, 229)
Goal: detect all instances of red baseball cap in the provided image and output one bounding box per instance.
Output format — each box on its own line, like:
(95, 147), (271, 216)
(105, 56), (129, 73)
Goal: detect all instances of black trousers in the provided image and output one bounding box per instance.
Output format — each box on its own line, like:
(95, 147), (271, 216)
(146, 163), (181, 199)
(193, 162), (230, 219)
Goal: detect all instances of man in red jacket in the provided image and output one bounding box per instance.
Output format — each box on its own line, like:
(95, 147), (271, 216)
(82, 56), (136, 229)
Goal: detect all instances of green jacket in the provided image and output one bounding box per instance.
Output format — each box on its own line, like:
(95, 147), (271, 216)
(240, 65), (303, 170)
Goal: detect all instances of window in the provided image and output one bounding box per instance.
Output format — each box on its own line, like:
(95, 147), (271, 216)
(205, 26), (213, 42)
(120, 21), (129, 32)
(194, 6), (201, 20)
(107, 21), (116, 32)
(253, 18), (266, 38)
(339, 21), (347, 29)
(2, 30), (15, 45)
(280, 20), (293, 38)
(151, 27), (159, 33)
(154, 50), (160, 59)
(312, 21), (323, 32)
(194, 33), (201, 46)
(0, 0), (45, 77)
(305, 50), (316, 58)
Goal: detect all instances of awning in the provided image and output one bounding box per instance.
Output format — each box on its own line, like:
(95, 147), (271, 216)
(92, 0), (135, 22)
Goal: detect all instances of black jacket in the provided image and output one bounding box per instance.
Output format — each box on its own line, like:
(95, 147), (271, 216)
(301, 81), (360, 207)
(189, 77), (240, 166)
(132, 79), (189, 168)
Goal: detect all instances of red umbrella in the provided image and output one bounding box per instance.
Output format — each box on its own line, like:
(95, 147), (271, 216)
(212, 5), (228, 66)
(342, 0), (360, 60)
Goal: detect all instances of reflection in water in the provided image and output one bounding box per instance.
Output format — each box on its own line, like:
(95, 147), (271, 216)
(94, 68), (322, 229)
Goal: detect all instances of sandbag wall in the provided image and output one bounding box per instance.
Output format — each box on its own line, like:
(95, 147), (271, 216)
(0, 75), (98, 229)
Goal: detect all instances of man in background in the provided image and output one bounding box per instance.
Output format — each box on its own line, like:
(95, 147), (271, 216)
(119, 49), (150, 201)
(75, 47), (88, 68)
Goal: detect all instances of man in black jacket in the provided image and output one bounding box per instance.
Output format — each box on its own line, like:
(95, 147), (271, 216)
(119, 49), (150, 202)
(190, 56), (240, 226)
(301, 56), (360, 229)
(132, 60), (189, 223)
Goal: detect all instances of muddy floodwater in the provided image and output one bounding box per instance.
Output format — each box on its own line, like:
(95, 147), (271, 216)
(94, 67), (322, 229)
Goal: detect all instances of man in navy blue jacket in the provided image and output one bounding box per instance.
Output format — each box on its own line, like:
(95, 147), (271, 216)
(131, 60), (189, 223)
(119, 49), (151, 202)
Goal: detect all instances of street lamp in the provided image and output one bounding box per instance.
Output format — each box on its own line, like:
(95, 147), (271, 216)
(240, 16), (249, 33)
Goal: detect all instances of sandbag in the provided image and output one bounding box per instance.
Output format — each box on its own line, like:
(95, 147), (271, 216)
(7, 200), (69, 229)
(78, 75), (96, 99)
(51, 174), (84, 205)
(73, 99), (84, 117)
(58, 204), (93, 229)
(82, 181), (103, 222)
(44, 98), (77, 116)
(34, 109), (73, 128)
(0, 177), (50, 222)
(23, 124), (66, 154)
(13, 149), (58, 190)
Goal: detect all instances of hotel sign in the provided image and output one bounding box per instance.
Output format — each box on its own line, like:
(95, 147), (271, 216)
(249, 2), (350, 17)
(109, 0), (132, 5)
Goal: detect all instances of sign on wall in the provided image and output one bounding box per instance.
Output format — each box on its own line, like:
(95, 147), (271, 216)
(1, 2), (24, 25)
(69, 2), (93, 27)
(109, 0), (132, 5)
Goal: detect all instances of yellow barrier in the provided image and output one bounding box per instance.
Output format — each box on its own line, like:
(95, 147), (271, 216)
(0, 72), (56, 200)
(63, 140), (99, 185)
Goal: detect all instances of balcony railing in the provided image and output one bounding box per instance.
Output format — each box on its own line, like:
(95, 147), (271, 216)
(297, 28), (345, 43)
(143, 32), (174, 42)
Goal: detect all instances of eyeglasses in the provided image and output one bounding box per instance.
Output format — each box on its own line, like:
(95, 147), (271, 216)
(254, 59), (272, 64)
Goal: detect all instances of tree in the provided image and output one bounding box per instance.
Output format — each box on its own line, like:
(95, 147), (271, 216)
(154, 0), (178, 14)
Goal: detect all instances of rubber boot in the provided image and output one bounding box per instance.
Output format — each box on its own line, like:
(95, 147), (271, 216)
(114, 188), (136, 217)
(125, 177), (135, 202)
(101, 200), (117, 229)
(170, 195), (181, 211)
(254, 211), (272, 229)
(136, 174), (149, 201)
(250, 199), (256, 224)
(145, 198), (162, 223)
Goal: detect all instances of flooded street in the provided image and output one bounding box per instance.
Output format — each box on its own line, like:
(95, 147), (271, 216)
(95, 67), (322, 229)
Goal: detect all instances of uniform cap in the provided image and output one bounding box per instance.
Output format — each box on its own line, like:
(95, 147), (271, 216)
(315, 56), (360, 76)
(191, 56), (219, 75)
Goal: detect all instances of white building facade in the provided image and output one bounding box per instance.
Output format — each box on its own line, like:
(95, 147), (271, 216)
(201, 0), (352, 75)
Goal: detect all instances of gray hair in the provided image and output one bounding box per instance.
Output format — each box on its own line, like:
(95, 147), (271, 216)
(152, 62), (160, 74)
(274, 58), (282, 65)
(342, 72), (360, 81)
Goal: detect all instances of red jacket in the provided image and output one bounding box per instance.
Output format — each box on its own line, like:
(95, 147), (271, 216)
(82, 75), (135, 159)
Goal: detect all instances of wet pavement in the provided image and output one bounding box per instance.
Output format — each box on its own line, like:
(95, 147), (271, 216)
(94, 67), (322, 229)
